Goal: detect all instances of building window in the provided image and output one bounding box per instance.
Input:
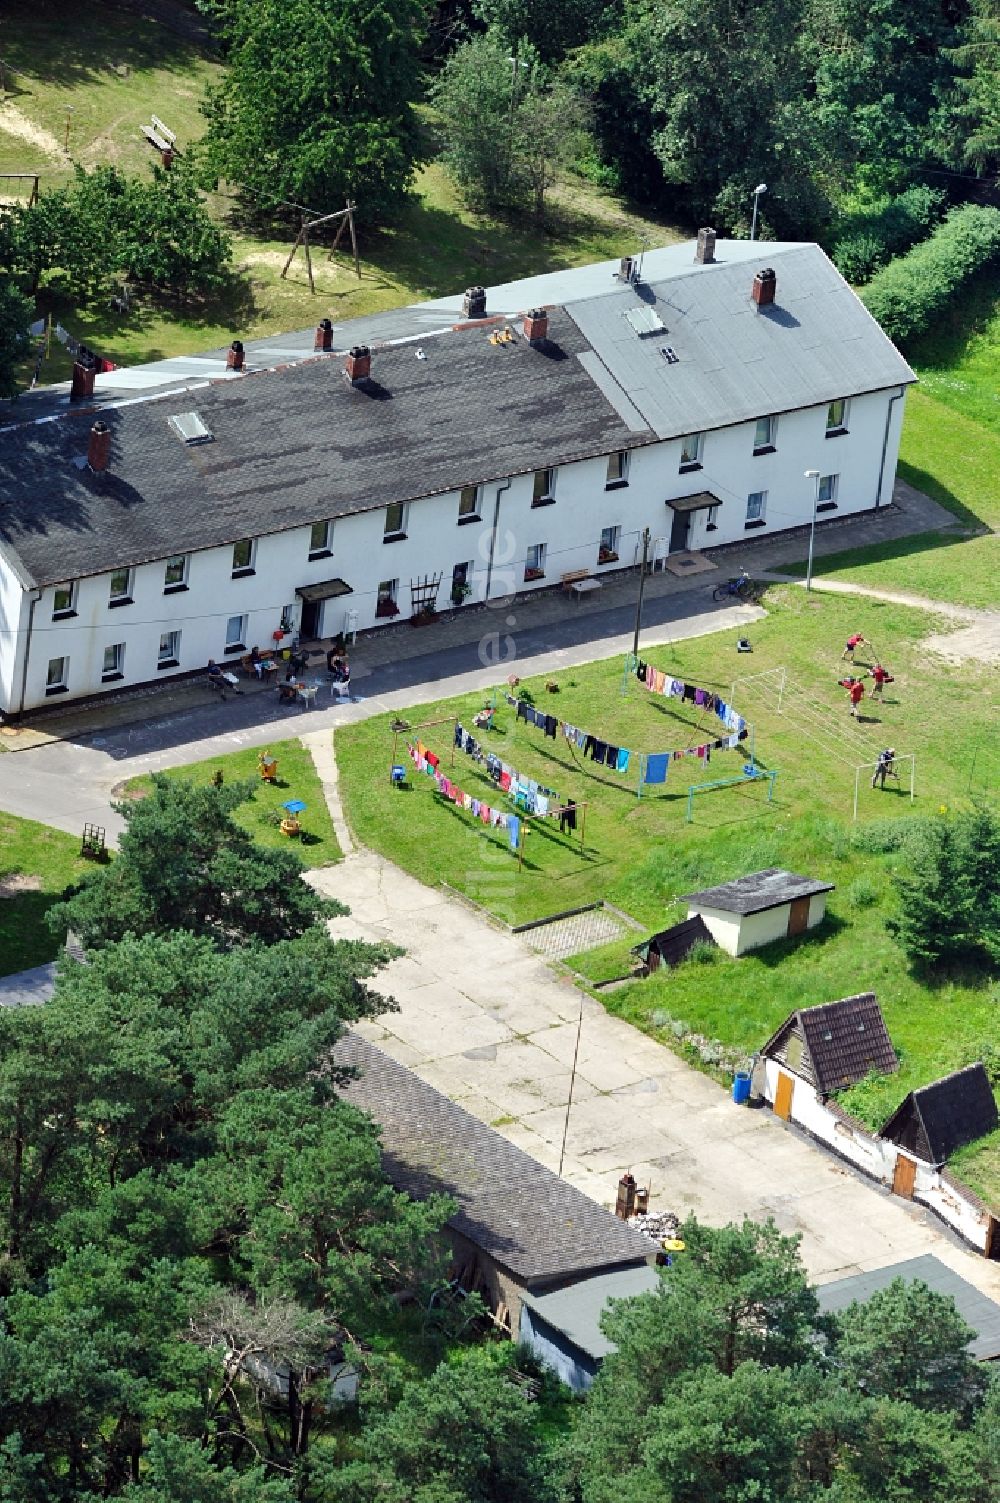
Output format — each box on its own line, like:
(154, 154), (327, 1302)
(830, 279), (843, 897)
(225, 614), (247, 652)
(458, 485), (481, 522)
(705, 504), (720, 531)
(45, 656), (68, 694)
(826, 398), (848, 435)
(451, 561), (472, 604)
(164, 555), (188, 592)
(308, 520), (333, 558)
(598, 525), (621, 564)
(383, 502), (406, 540)
(102, 642), (125, 680)
(232, 538), (255, 576)
(524, 543), (546, 581)
(679, 433), (704, 471)
(606, 452), (629, 488)
(816, 474), (838, 511)
(108, 568), (133, 607)
(376, 579), (399, 618)
(532, 469), (556, 507)
(157, 630), (181, 667)
(52, 582), (77, 619)
(753, 415), (776, 453)
(745, 490), (767, 527)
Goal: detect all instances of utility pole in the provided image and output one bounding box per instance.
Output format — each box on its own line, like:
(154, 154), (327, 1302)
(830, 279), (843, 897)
(632, 527), (650, 659)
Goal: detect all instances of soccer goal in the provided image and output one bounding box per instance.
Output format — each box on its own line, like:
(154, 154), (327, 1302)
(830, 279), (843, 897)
(853, 754), (915, 820)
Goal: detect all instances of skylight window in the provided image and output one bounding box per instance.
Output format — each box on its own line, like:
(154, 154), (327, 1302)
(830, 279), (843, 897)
(659, 345), (679, 364)
(624, 306), (666, 337)
(168, 411), (214, 445)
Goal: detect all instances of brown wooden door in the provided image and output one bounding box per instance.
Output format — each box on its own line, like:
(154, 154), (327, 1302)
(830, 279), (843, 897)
(892, 1154), (916, 1200)
(787, 896), (810, 937)
(986, 1215), (1000, 1261)
(774, 1071), (795, 1121)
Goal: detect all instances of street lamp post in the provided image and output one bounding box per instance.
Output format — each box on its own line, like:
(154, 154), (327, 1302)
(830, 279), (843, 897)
(750, 183), (767, 241)
(803, 469), (821, 591)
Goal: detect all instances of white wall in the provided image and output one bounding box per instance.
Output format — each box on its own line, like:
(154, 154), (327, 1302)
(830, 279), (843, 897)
(0, 548), (30, 712)
(688, 904), (742, 956)
(8, 384), (908, 710)
(761, 1059), (991, 1252)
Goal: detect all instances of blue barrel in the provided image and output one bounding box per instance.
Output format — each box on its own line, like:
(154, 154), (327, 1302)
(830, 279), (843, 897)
(732, 1071), (751, 1105)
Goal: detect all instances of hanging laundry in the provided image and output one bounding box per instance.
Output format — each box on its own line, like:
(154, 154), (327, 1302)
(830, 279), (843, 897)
(559, 798), (577, 832)
(694, 688), (706, 707)
(507, 815), (520, 851)
(544, 714), (558, 739)
(535, 794), (549, 816)
(683, 684), (697, 703)
(499, 770), (512, 791)
(637, 661), (648, 683)
(605, 743), (620, 768)
(517, 700), (529, 721)
(616, 748), (630, 773)
(669, 679), (684, 698)
(584, 734), (596, 758)
(592, 739), (608, 763)
(643, 753), (669, 785)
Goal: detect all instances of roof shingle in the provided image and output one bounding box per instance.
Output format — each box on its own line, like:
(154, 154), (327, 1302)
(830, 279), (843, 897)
(881, 1064), (999, 1165)
(761, 992), (898, 1095)
(683, 868), (834, 917)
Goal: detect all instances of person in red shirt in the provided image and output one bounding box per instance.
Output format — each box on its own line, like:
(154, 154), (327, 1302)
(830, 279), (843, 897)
(871, 662), (892, 698)
(841, 632), (865, 661)
(847, 678), (865, 717)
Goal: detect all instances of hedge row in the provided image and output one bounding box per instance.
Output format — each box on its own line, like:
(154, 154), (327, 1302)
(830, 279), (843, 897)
(832, 186), (947, 284)
(861, 204), (1000, 347)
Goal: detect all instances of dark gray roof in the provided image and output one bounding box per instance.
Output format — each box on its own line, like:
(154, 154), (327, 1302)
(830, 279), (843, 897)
(816, 1254), (1000, 1361)
(0, 961), (56, 1008)
(521, 1263), (661, 1361)
(567, 244), (915, 441)
(762, 992), (898, 1095)
(881, 1064), (999, 1166)
(0, 308), (653, 587)
(633, 915), (716, 968)
(683, 867), (834, 916)
(334, 1033), (653, 1286)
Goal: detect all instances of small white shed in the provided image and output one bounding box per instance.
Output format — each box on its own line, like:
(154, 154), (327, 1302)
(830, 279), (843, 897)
(681, 868), (834, 956)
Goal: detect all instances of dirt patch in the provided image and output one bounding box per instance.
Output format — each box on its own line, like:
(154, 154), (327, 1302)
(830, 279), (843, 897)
(921, 614), (1000, 667)
(111, 778), (148, 802)
(0, 874), (42, 899)
(0, 102), (66, 160)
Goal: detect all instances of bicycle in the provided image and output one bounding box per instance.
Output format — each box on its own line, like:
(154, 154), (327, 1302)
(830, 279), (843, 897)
(712, 570), (754, 602)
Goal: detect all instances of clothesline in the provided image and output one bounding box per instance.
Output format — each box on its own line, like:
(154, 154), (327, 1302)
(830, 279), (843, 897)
(503, 679), (749, 790)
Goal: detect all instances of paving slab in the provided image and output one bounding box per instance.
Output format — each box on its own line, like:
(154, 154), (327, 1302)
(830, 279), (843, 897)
(310, 848), (1000, 1303)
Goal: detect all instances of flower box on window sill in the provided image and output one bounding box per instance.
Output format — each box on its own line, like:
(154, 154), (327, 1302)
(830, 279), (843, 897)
(523, 568), (545, 582)
(597, 550), (619, 565)
(375, 601), (400, 619)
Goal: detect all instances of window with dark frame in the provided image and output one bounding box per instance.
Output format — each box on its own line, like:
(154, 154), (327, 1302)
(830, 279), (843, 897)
(753, 415), (776, 453)
(679, 433), (704, 471)
(376, 578), (399, 617)
(225, 614), (247, 652)
(532, 469), (556, 506)
(46, 656), (68, 692)
(746, 490), (767, 524)
(158, 630), (180, 666)
(826, 398), (848, 434)
(524, 542), (546, 580)
(164, 555), (188, 591)
(52, 582), (76, 618)
(817, 474), (838, 510)
(605, 451), (629, 488)
(458, 485), (481, 521)
(598, 525), (620, 563)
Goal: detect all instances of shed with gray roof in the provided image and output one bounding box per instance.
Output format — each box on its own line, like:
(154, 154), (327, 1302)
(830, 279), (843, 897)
(761, 992), (898, 1097)
(682, 868), (835, 955)
(881, 1064), (999, 1167)
(333, 1033), (655, 1333)
(816, 1253), (1000, 1361)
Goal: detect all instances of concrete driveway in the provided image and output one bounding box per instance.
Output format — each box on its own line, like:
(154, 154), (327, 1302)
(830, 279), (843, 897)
(312, 851), (1000, 1300)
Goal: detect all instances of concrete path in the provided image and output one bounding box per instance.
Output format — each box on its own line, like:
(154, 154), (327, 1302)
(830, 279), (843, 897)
(310, 851), (1000, 1301)
(301, 730), (355, 856)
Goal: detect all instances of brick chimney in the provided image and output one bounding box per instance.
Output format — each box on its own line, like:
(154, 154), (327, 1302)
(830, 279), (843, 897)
(226, 340), (244, 371)
(522, 308), (548, 344)
(70, 355), (96, 403)
(314, 318), (334, 352)
(344, 344), (371, 384)
(87, 420), (111, 473)
(462, 285), (487, 319)
(752, 268), (776, 307)
(694, 227), (716, 265)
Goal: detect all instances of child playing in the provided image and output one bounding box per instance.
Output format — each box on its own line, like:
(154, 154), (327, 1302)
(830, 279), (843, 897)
(841, 632), (865, 662)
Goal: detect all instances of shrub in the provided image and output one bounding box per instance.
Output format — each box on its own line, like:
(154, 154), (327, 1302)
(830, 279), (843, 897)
(851, 819), (916, 855)
(886, 805), (1000, 969)
(862, 204), (1000, 346)
(845, 876), (880, 911)
(687, 939), (719, 966)
(832, 185), (946, 283)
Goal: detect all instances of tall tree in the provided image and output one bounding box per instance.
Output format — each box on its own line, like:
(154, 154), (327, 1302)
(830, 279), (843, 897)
(49, 775), (340, 951)
(948, 0), (1000, 171)
(200, 0), (429, 223)
(887, 805), (1000, 968)
(0, 276), (32, 401)
(632, 0), (831, 236)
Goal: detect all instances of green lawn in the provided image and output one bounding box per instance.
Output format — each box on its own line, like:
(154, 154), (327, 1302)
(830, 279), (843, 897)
(125, 739), (341, 862)
(773, 527), (1000, 611)
(0, 812), (89, 974)
(336, 586), (999, 1200)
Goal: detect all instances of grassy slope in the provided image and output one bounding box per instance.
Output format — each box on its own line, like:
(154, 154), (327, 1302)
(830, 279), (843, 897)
(0, 813), (89, 973)
(772, 268), (1000, 607)
(125, 739), (341, 862)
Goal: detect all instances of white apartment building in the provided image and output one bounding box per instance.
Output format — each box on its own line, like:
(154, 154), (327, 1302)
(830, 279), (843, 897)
(0, 235), (914, 713)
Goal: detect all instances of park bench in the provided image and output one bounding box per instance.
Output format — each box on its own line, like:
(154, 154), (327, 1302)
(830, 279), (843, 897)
(561, 568), (602, 600)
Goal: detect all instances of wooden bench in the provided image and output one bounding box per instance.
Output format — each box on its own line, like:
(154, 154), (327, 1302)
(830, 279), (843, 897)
(561, 569), (602, 600)
(141, 124), (172, 152)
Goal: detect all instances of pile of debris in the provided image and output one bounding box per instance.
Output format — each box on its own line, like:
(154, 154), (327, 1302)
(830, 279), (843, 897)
(628, 1209), (680, 1245)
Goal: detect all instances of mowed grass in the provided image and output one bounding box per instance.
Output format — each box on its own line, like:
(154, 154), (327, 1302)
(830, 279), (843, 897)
(337, 585), (999, 1198)
(0, 813), (90, 974)
(774, 527), (1000, 611)
(125, 739), (341, 863)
